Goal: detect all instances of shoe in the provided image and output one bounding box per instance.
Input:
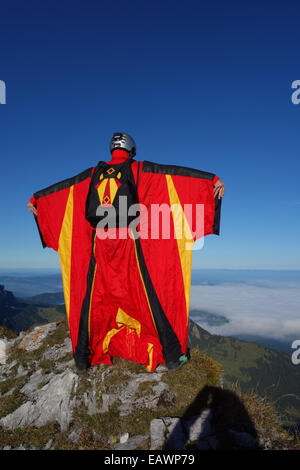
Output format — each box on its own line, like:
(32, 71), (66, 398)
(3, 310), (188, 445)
(74, 357), (90, 374)
(166, 354), (189, 371)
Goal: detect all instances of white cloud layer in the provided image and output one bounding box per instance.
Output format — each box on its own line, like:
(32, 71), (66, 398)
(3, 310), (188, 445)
(190, 281), (300, 342)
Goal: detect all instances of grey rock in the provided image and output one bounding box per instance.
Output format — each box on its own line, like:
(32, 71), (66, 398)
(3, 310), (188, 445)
(56, 359), (74, 372)
(0, 337), (18, 365)
(151, 382), (169, 401)
(43, 338), (72, 361)
(0, 331), (24, 362)
(130, 381), (169, 415)
(92, 430), (102, 441)
(20, 369), (55, 400)
(14, 444), (35, 450)
(150, 411), (216, 451)
(44, 439), (54, 450)
(0, 369), (78, 432)
(154, 364), (168, 373)
(101, 366), (113, 382)
(99, 393), (113, 413)
(120, 432), (129, 444)
(114, 435), (148, 450)
(83, 388), (98, 415)
(17, 323), (57, 351)
(82, 372), (115, 415)
(118, 372), (166, 416)
(184, 409), (213, 441)
(6, 359), (18, 370)
(2, 387), (15, 397)
(0, 339), (7, 365)
(7, 337), (19, 348)
(0, 359), (18, 380)
(15, 365), (28, 378)
(150, 418), (167, 450)
(68, 426), (83, 444)
(259, 436), (272, 450)
(164, 417), (186, 450)
(150, 417), (186, 451)
(2, 444), (37, 450)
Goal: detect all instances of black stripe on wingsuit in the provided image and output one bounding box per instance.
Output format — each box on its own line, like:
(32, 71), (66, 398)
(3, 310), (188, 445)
(213, 196), (222, 236)
(33, 214), (47, 248)
(33, 167), (94, 199)
(74, 229), (96, 368)
(142, 160), (216, 180)
(134, 237), (182, 364)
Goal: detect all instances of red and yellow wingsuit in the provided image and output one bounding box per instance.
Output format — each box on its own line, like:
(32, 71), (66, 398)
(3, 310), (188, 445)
(29, 150), (221, 372)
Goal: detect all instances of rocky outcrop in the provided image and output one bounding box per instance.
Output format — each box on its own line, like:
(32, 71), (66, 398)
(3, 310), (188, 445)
(0, 319), (296, 450)
(0, 369), (78, 432)
(0, 340), (6, 365)
(18, 323), (58, 352)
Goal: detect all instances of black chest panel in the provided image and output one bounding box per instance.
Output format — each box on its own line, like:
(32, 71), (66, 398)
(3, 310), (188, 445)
(85, 159), (139, 228)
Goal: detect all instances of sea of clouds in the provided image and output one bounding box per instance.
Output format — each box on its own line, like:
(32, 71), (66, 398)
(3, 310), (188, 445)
(190, 280), (300, 343)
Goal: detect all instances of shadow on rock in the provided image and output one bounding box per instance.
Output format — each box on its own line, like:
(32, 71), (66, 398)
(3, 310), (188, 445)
(164, 385), (262, 450)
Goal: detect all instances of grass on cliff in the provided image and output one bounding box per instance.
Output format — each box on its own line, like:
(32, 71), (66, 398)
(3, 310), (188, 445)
(68, 349), (224, 450)
(0, 326), (17, 340)
(0, 318), (299, 450)
(229, 382), (300, 450)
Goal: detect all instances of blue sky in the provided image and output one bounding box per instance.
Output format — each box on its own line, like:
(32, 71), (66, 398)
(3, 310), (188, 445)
(0, 0), (300, 270)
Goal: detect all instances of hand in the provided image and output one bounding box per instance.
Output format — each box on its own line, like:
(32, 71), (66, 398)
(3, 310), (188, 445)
(27, 202), (38, 216)
(214, 179), (225, 199)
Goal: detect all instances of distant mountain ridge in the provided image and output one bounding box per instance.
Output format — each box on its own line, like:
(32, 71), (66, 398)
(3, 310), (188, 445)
(0, 285), (65, 332)
(21, 292), (65, 305)
(189, 309), (229, 326)
(0, 272), (62, 298)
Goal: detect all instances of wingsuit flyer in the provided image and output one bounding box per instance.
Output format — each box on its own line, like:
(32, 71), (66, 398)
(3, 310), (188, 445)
(28, 132), (225, 373)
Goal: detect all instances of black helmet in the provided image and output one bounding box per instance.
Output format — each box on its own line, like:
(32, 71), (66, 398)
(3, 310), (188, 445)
(110, 132), (136, 158)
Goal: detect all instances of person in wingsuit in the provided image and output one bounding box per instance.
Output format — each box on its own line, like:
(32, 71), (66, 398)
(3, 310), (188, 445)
(28, 132), (224, 373)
